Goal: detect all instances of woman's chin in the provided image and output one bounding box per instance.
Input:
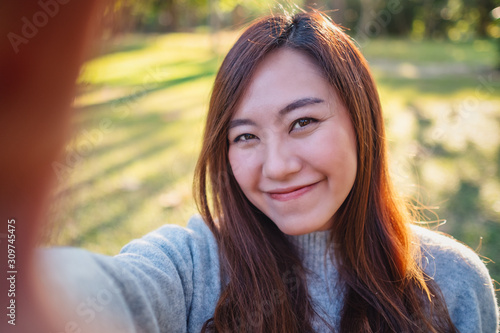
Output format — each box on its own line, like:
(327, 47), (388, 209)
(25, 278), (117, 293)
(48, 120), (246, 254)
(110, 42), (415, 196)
(273, 217), (333, 236)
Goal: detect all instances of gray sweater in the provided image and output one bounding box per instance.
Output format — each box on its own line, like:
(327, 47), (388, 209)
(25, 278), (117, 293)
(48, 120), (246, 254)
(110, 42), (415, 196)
(40, 215), (498, 332)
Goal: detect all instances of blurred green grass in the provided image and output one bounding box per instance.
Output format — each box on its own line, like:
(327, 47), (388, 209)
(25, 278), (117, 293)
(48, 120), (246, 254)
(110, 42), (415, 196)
(46, 33), (500, 287)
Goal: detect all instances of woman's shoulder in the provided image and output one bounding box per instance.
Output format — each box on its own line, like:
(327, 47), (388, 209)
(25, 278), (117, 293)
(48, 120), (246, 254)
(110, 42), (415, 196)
(410, 224), (498, 332)
(410, 224), (490, 279)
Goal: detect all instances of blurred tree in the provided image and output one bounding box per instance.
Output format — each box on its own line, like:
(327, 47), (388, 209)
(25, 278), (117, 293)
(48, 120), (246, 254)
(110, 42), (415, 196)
(476, 0), (494, 37)
(106, 0), (499, 42)
(385, 0), (414, 36)
(493, 5), (500, 69)
(422, 0), (447, 39)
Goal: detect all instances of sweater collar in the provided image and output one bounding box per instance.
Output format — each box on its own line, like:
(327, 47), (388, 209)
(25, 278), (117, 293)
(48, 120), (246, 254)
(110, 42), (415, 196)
(285, 230), (337, 273)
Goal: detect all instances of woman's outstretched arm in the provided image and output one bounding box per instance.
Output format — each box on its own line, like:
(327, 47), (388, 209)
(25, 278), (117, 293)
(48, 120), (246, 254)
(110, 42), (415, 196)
(0, 2), (107, 331)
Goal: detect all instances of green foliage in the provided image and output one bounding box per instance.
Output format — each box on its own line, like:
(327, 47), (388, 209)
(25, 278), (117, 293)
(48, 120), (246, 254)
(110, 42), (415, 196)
(108, 0), (499, 44)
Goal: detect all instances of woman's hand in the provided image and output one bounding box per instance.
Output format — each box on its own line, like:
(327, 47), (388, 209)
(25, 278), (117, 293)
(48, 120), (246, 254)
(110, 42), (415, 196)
(0, 2), (108, 331)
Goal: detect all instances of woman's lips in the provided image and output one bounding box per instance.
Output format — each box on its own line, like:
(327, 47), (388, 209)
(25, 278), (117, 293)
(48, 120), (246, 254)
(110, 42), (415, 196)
(267, 182), (319, 201)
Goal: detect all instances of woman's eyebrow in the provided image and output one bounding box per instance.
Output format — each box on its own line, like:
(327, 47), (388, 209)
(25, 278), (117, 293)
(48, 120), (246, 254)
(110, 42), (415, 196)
(278, 97), (324, 116)
(229, 118), (256, 129)
(229, 97), (324, 130)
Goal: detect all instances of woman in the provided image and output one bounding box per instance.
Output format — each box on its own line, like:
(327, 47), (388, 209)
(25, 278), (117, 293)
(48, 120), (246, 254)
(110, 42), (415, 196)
(38, 10), (497, 333)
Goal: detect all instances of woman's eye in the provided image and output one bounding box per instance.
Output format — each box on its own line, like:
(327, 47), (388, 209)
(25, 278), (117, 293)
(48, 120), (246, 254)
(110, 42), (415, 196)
(291, 118), (315, 130)
(234, 133), (257, 143)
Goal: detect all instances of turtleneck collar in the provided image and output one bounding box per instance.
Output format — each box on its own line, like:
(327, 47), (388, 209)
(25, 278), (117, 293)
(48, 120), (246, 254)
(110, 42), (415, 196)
(285, 229), (344, 330)
(285, 229), (338, 276)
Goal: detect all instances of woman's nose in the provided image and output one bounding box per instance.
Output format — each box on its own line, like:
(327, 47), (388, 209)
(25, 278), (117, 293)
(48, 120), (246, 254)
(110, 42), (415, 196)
(262, 138), (302, 180)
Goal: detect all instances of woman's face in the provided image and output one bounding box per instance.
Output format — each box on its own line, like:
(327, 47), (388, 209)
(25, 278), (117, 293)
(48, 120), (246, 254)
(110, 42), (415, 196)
(228, 48), (357, 235)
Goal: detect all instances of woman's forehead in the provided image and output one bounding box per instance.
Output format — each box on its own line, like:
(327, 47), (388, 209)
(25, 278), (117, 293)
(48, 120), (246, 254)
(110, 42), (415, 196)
(232, 49), (336, 119)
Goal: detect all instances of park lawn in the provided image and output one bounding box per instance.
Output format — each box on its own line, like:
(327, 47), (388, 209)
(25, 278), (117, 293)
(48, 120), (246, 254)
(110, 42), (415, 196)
(46, 32), (500, 285)
(361, 37), (497, 67)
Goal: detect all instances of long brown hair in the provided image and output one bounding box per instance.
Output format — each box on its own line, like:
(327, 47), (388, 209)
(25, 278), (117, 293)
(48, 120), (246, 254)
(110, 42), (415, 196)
(194, 10), (457, 333)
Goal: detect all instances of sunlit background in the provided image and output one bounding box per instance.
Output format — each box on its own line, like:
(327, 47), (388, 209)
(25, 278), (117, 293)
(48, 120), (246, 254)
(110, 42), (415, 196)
(45, 0), (500, 288)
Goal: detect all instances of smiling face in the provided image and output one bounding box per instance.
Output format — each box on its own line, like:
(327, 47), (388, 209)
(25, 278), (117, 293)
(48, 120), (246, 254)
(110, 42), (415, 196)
(227, 48), (358, 235)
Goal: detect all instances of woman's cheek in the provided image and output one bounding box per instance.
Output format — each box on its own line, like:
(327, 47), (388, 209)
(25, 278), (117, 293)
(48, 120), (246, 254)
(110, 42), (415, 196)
(229, 149), (252, 186)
